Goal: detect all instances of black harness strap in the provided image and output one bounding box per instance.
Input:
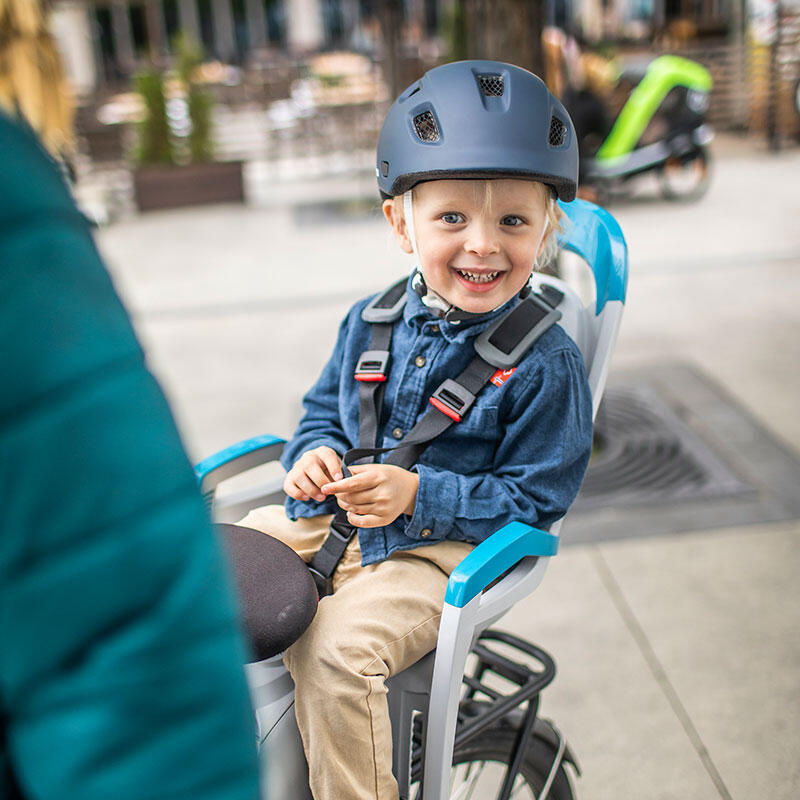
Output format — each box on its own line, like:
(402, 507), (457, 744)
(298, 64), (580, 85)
(383, 354), (496, 470)
(308, 287), (562, 598)
(307, 511), (354, 593)
(355, 325), (391, 450)
(353, 278), (408, 451)
(308, 279), (406, 595)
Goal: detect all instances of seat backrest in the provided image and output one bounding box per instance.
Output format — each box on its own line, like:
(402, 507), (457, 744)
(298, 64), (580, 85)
(414, 201), (628, 800)
(527, 199), (627, 545)
(531, 198), (628, 418)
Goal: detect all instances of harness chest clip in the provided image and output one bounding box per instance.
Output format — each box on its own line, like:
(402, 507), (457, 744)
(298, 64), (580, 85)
(355, 350), (390, 382)
(429, 379), (476, 422)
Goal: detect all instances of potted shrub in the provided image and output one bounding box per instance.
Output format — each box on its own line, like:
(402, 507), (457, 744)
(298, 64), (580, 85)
(132, 35), (244, 212)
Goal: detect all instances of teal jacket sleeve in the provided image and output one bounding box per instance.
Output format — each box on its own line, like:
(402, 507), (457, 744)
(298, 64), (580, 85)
(0, 113), (259, 799)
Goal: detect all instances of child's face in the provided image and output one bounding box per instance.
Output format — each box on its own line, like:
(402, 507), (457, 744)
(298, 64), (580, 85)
(384, 178), (551, 315)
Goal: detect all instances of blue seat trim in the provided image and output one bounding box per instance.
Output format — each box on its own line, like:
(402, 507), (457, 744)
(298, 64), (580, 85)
(444, 522), (560, 608)
(194, 434), (286, 483)
(557, 198), (628, 314)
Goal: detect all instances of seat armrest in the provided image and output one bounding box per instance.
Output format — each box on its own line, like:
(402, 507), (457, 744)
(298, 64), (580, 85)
(194, 434), (286, 494)
(444, 521), (559, 608)
(423, 521), (559, 799)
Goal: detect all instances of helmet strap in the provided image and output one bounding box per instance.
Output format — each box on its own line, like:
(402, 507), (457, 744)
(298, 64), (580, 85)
(405, 190), (462, 319)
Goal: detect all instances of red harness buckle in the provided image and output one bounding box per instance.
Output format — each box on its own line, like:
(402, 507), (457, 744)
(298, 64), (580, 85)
(355, 372), (386, 382)
(429, 379), (476, 423)
(354, 350), (390, 383)
(430, 396), (461, 421)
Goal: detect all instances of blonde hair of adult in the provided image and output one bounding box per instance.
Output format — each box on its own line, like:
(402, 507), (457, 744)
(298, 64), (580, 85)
(0, 0), (74, 155)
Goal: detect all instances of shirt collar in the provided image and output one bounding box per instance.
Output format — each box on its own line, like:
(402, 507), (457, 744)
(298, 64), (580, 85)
(402, 273), (521, 343)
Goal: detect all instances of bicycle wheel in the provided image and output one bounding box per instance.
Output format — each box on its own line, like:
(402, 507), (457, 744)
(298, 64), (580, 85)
(411, 727), (576, 800)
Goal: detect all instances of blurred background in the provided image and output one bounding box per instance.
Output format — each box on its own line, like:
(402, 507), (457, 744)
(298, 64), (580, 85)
(8, 1), (800, 798)
(45, 0), (800, 218)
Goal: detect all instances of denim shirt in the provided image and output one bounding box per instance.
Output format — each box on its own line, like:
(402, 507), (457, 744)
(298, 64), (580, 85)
(281, 275), (593, 566)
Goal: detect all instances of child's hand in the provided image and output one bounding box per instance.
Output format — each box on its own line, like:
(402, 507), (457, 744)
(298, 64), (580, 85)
(321, 464), (419, 528)
(283, 446), (343, 503)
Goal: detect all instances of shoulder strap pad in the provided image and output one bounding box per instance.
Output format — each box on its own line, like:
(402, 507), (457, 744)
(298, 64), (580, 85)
(474, 294), (562, 369)
(362, 277), (408, 324)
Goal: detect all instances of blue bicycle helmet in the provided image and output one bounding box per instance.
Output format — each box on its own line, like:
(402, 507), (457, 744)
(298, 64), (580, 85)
(376, 60), (578, 202)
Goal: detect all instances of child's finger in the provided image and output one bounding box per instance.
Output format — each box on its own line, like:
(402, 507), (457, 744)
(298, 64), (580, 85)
(319, 450), (344, 482)
(347, 464), (377, 476)
(283, 481), (309, 502)
(294, 472), (325, 501)
(346, 511), (384, 528)
(336, 496), (376, 513)
(336, 488), (377, 505)
(306, 462), (334, 493)
(321, 473), (372, 495)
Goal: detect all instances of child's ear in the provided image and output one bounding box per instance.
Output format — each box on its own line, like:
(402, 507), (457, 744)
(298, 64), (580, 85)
(382, 198), (413, 254)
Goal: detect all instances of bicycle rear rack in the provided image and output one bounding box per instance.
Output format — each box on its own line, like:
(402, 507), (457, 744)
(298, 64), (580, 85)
(410, 629), (559, 798)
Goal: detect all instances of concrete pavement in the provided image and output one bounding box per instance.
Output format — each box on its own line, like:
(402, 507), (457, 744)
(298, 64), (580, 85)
(93, 134), (800, 799)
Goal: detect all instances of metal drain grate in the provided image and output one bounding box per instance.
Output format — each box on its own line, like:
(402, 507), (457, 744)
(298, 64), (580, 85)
(574, 384), (750, 509)
(562, 364), (800, 544)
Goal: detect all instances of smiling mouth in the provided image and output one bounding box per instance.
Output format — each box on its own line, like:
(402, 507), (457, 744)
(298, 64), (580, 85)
(456, 269), (501, 284)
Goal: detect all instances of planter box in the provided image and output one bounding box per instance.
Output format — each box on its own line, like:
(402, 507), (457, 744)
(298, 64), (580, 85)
(133, 160), (245, 212)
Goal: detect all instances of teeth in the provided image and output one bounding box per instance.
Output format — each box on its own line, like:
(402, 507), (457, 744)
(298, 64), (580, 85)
(458, 270), (500, 284)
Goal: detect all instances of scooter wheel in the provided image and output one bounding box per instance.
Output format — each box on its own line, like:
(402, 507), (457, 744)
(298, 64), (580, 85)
(660, 148), (711, 202)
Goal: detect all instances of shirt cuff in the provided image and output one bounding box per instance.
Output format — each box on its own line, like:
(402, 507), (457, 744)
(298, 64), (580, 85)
(402, 463), (456, 542)
(285, 495), (339, 521)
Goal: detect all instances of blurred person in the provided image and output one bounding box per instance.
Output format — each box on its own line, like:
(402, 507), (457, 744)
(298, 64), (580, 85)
(236, 60), (592, 800)
(0, 0), (74, 164)
(543, 27), (614, 196)
(0, 2), (261, 798)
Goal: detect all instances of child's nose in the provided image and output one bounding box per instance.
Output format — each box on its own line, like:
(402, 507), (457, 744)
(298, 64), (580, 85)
(464, 222), (499, 257)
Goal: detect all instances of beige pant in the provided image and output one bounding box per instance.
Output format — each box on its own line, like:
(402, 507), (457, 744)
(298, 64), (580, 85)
(238, 505), (473, 800)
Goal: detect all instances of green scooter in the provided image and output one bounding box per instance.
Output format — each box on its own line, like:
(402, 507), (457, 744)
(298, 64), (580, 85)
(581, 55), (714, 202)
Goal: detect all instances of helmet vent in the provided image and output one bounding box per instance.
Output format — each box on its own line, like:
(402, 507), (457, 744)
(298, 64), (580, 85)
(413, 110), (440, 143)
(549, 116), (566, 147)
(477, 74), (504, 96)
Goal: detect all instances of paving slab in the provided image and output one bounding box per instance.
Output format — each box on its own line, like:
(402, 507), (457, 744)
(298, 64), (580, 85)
(500, 543), (723, 800)
(595, 521), (800, 800)
(498, 520), (800, 799)
(99, 202), (399, 318)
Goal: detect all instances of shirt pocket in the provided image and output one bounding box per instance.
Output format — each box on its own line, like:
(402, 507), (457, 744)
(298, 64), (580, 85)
(428, 405), (501, 475)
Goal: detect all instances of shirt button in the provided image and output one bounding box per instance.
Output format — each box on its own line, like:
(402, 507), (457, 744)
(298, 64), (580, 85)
(392, 427), (404, 439)
(430, 325), (440, 334)
(415, 355), (426, 368)
(420, 528), (432, 538)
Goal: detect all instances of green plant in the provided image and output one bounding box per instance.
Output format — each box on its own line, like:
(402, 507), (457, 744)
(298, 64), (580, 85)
(176, 33), (214, 163)
(134, 69), (174, 165)
(441, 0), (468, 63)
(133, 33), (214, 166)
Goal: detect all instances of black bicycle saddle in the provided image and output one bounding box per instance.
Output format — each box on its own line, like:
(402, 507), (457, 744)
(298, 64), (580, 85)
(216, 523), (318, 662)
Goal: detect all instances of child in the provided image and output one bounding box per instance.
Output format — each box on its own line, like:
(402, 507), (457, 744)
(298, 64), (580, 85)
(239, 60), (593, 800)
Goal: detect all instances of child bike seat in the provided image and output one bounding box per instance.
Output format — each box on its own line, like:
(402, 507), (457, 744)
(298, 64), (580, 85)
(216, 524), (318, 661)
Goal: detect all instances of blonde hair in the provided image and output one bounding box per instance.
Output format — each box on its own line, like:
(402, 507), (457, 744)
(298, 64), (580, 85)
(394, 179), (564, 269)
(0, 0), (74, 156)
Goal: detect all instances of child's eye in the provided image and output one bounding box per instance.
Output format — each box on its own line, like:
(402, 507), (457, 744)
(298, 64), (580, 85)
(501, 215), (525, 227)
(440, 212), (465, 224)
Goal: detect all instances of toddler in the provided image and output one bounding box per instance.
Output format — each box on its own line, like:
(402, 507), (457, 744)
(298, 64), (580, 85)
(240, 60), (593, 800)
